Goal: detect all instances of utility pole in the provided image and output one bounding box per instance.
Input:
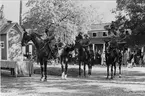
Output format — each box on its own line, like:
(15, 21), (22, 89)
(19, 0), (22, 25)
(0, 5), (4, 19)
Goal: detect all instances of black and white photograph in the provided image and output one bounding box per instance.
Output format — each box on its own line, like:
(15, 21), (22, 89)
(0, 0), (145, 96)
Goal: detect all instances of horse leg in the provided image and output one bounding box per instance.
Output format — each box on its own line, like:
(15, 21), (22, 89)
(88, 64), (90, 76)
(64, 59), (68, 79)
(106, 64), (109, 79)
(114, 62), (116, 76)
(44, 59), (47, 81)
(79, 60), (81, 77)
(119, 62), (121, 78)
(88, 63), (91, 76)
(88, 60), (93, 76)
(40, 60), (44, 81)
(111, 64), (114, 79)
(61, 58), (65, 79)
(90, 66), (92, 75)
(84, 62), (86, 77)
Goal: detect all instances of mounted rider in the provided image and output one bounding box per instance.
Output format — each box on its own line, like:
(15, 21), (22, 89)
(75, 32), (83, 43)
(83, 34), (91, 47)
(109, 36), (118, 51)
(44, 28), (57, 59)
(75, 32), (91, 48)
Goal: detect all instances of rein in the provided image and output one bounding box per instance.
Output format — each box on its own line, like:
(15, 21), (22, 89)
(39, 41), (50, 51)
(38, 40), (53, 55)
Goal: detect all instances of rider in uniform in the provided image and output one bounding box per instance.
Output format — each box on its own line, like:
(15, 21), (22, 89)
(83, 34), (91, 46)
(88, 44), (94, 75)
(75, 32), (83, 43)
(44, 28), (56, 59)
(109, 36), (118, 50)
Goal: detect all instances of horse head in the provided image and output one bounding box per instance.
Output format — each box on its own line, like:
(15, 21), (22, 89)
(105, 40), (119, 59)
(66, 43), (75, 51)
(21, 30), (31, 46)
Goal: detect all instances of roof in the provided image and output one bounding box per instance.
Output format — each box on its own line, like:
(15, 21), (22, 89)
(90, 37), (111, 44)
(90, 23), (111, 31)
(0, 22), (24, 35)
(0, 23), (15, 34)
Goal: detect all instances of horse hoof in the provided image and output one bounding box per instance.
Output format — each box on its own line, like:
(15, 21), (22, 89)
(110, 77), (113, 79)
(119, 75), (121, 78)
(44, 79), (47, 81)
(77, 75), (81, 78)
(61, 76), (64, 80)
(40, 77), (45, 81)
(61, 72), (65, 79)
(64, 75), (67, 80)
(40, 77), (43, 81)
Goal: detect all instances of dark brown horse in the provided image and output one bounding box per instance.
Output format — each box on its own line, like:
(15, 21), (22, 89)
(75, 35), (92, 77)
(57, 44), (75, 79)
(21, 31), (54, 81)
(105, 41), (122, 79)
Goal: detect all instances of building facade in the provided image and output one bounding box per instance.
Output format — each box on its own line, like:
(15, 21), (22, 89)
(0, 20), (24, 60)
(88, 23), (112, 53)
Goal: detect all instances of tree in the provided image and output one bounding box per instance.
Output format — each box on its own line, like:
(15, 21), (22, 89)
(23, 0), (102, 44)
(106, 0), (145, 46)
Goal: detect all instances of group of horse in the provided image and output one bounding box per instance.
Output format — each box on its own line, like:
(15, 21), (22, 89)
(21, 29), (124, 81)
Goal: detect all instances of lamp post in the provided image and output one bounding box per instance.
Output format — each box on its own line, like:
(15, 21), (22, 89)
(19, 0), (22, 25)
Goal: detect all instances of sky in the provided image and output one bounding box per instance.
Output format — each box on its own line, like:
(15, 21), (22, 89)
(0, 0), (117, 23)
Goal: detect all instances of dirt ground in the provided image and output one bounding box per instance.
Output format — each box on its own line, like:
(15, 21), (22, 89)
(1, 65), (145, 96)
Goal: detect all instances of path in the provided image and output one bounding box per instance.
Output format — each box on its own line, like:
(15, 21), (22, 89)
(1, 65), (145, 96)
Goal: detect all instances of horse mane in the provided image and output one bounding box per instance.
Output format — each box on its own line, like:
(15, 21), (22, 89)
(30, 32), (43, 40)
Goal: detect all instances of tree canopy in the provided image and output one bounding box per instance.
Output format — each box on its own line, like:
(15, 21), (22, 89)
(107, 0), (145, 47)
(23, 0), (101, 44)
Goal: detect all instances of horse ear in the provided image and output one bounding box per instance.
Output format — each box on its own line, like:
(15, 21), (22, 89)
(21, 25), (26, 32)
(23, 29), (29, 36)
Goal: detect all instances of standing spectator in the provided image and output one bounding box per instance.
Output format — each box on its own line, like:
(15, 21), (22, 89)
(123, 50), (128, 66)
(128, 51), (134, 68)
(101, 51), (106, 65)
(131, 51), (136, 67)
(95, 50), (101, 65)
(98, 50), (101, 64)
(139, 52), (143, 67)
(88, 44), (95, 75)
(134, 50), (137, 66)
(143, 52), (145, 66)
(136, 49), (141, 65)
(126, 50), (131, 67)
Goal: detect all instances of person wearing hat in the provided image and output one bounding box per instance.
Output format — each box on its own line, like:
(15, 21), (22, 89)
(83, 34), (91, 47)
(44, 28), (56, 59)
(109, 36), (118, 50)
(76, 32), (83, 42)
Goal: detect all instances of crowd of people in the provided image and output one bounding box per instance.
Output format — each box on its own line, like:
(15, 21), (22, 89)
(123, 48), (145, 67)
(94, 47), (145, 67)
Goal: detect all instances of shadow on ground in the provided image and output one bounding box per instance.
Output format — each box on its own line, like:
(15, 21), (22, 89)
(1, 65), (145, 82)
(34, 66), (84, 77)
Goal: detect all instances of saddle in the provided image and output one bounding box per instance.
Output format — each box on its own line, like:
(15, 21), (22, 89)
(42, 36), (58, 58)
(76, 38), (91, 49)
(44, 36), (55, 43)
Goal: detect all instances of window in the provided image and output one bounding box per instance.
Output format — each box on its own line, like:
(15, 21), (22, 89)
(93, 33), (97, 37)
(103, 32), (107, 36)
(0, 41), (4, 48)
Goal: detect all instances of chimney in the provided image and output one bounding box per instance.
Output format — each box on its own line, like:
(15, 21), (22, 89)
(7, 20), (12, 24)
